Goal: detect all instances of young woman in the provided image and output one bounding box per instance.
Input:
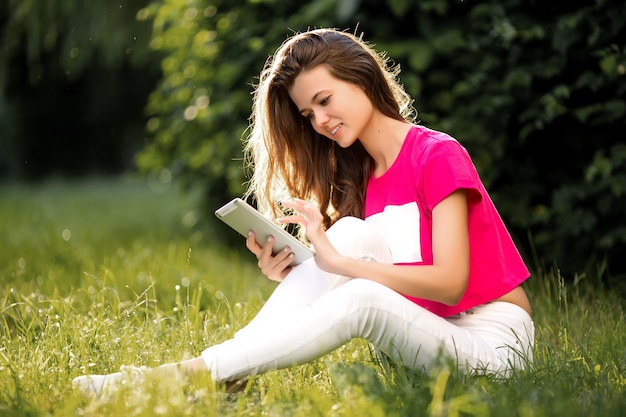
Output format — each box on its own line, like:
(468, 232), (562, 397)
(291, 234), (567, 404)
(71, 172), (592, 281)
(73, 28), (534, 394)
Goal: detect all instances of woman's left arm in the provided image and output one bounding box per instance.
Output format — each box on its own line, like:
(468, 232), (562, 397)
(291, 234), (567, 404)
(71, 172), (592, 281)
(281, 190), (470, 306)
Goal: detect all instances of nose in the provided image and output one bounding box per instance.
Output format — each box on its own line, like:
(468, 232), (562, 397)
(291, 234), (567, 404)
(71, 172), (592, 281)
(313, 109), (330, 127)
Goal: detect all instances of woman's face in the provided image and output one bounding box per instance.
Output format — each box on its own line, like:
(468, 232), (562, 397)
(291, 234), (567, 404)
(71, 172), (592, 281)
(288, 65), (374, 148)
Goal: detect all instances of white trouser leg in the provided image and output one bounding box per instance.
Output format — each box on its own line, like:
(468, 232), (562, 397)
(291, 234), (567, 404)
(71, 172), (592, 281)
(201, 217), (534, 382)
(232, 259), (338, 340)
(234, 216), (392, 339)
(202, 278), (533, 381)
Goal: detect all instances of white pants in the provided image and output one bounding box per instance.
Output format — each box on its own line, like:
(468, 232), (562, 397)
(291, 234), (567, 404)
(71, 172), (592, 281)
(201, 217), (534, 382)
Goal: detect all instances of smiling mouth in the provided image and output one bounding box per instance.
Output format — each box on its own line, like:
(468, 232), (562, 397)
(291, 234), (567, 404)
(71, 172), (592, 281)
(330, 124), (342, 136)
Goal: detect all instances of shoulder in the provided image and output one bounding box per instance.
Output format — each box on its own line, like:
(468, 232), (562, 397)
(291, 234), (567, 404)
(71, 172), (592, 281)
(404, 125), (468, 164)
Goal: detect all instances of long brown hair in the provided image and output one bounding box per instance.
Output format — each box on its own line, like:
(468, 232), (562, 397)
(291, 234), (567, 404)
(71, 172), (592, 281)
(244, 28), (416, 232)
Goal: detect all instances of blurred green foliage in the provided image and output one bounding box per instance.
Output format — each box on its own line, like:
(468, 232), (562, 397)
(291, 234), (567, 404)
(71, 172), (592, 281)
(2, 0), (625, 283)
(0, 0), (154, 88)
(0, 0), (159, 178)
(136, 0), (626, 282)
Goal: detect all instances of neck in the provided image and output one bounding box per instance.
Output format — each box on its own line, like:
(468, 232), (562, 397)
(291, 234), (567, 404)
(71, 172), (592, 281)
(359, 115), (412, 177)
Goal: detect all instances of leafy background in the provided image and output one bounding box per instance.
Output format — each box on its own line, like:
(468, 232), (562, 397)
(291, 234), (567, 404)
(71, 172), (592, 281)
(1, 0), (625, 286)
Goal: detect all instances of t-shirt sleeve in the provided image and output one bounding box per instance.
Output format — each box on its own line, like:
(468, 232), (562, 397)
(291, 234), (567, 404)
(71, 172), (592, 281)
(420, 139), (483, 211)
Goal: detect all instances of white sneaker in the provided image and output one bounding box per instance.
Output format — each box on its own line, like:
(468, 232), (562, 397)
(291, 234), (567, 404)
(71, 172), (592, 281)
(73, 365), (148, 396)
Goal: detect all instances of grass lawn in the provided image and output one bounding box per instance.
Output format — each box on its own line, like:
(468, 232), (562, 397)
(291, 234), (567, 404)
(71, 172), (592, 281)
(1, 177), (624, 416)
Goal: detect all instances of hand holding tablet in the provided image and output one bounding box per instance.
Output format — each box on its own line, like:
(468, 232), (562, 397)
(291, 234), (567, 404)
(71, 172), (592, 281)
(215, 198), (314, 266)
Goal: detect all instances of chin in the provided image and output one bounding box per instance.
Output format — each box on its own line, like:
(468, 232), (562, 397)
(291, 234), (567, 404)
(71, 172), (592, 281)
(339, 138), (359, 148)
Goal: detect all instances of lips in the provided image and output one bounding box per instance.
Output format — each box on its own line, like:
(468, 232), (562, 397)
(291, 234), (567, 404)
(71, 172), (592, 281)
(330, 124), (342, 136)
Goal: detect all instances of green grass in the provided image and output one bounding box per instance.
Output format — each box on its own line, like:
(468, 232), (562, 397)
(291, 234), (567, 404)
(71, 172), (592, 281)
(1, 178), (624, 416)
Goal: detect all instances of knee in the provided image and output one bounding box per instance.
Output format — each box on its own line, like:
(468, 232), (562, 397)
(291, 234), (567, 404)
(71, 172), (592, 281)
(326, 217), (392, 263)
(340, 278), (389, 306)
(331, 279), (399, 338)
(327, 217), (371, 238)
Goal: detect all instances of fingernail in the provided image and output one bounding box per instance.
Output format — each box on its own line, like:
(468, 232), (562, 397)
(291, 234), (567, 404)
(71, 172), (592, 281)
(267, 236), (273, 242)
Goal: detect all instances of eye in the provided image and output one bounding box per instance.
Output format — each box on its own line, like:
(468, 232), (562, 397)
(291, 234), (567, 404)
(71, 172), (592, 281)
(320, 96), (330, 106)
(304, 112), (314, 120)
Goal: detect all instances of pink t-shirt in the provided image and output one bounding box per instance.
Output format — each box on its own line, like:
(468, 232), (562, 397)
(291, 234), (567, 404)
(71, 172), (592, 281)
(364, 125), (530, 317)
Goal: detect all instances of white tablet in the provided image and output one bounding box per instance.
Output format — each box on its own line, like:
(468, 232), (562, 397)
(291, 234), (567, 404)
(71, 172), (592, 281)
(215, 198), (314, 266)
